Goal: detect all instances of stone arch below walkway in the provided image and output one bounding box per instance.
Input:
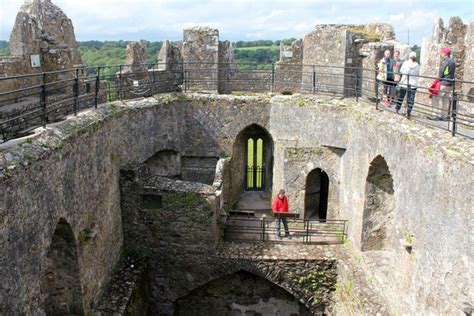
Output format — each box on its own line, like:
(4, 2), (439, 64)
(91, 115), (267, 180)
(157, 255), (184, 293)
(41, 218), (84, 315)
(361, 155), (395, 251)
(174, 270), (313, 315)
(174, 259), (336, 315)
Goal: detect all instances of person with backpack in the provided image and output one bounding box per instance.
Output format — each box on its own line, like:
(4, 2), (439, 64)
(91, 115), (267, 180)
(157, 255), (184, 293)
(430, 47), (456, 120)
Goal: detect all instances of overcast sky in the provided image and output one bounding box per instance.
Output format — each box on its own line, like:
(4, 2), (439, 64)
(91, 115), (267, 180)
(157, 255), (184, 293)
(0, 0), (473, 44)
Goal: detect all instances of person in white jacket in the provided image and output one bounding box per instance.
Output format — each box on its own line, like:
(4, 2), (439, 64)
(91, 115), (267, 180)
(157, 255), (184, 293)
(395, 52), (420, 119)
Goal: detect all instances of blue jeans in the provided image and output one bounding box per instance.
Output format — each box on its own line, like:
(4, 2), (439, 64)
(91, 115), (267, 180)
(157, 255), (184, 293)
(396, 87), (417, 113)
(276, 217), (289, 236)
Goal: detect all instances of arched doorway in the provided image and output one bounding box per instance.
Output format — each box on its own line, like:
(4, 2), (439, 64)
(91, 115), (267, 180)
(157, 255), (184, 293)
(174, 271), (312, 315)
(41, 219), (84, 315)
(304, 168), (329, 220)
(361, 155), (394, 251)
(231, 124), (274, 194)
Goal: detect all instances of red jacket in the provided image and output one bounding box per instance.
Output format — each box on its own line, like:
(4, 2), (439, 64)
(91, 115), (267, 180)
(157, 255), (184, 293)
(429, 79), (441, 96)
(272, 195), (289, 213)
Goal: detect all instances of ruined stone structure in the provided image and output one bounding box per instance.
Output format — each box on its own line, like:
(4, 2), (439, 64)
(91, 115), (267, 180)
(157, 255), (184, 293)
(122, 41), (147, 74)
(0, 93), (472, 315)
(0, 1), (473, 315)
(156, 27), (234, 93)
(418, 17), (470, 108)
(275, 39), (304, 93)
(3, 0), (82, 75)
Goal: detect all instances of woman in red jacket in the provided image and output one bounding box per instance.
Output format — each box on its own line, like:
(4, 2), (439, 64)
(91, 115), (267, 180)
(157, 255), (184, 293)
(272, 189), (290, 239)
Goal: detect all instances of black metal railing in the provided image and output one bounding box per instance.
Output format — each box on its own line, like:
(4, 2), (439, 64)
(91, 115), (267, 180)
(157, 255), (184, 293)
(245, 165), (265, 191)
(223, 215), (348, 244)
(0, 61), (473, 142)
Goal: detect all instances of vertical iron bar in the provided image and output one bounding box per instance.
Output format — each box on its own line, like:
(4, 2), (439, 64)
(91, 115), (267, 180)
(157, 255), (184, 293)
(451, 91), (458, 136)
(152, 67), (156, 95)
(375, 69), (379, 110)
(262, 217), (266, 241)
(355, 66), (359, 102)
(119, 65), (123, 101)
(41, 73), (47, 128)
(406, 74), (410, 116)
(305, 219), (310, 243)
(313, 65), (316, 95)
(184, 63), (188, 93)
(271, 63), (275, 93)
(73, 68), (79, 115)
(95, 66), (100, 108)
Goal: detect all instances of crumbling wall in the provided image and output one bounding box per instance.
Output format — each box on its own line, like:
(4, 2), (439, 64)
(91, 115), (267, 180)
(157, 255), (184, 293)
(418, 17), (468, 108)
(123, 41), (147, 74)
(462, 21), (474, 102)
(302, 24), (389, 97)
(182, 27), (220, 92)
(275, 39), (303, 93)
(218, 41), (234, 94)
(9, 0), (83, 73)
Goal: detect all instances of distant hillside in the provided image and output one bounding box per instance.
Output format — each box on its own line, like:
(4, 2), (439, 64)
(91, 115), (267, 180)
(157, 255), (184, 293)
(0, 40), (10, 56)
(1, 40), (424, 73)
(0, 39), (293, 69)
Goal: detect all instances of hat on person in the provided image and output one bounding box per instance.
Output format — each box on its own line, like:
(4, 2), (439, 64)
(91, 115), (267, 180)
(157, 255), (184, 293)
(409, 51), (417, 58)
(441, 47), (451, 55)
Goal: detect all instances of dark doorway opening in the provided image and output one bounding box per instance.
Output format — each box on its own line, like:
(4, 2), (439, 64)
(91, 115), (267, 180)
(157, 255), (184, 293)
(41, 218), (84, 315)
(361, 155), (394, 251)
(304, 168), (329, 220)
(174, 271), (314, 315)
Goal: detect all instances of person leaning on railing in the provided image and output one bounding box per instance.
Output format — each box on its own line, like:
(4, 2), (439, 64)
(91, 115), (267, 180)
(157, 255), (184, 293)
(395, 52), (420, 119)
(429, 47), (456, 121)
(272, 189), (290, 240)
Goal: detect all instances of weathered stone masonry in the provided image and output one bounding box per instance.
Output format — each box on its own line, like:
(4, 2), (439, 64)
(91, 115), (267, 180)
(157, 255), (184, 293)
(0, 93), (472, 314)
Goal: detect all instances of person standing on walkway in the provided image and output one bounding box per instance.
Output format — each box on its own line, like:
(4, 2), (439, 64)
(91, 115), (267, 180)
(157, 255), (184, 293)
(272, 189), (290, 239)
(430, 47), (456, 120)
(377, 50), (395, 106)
(395, 52), (420, 119)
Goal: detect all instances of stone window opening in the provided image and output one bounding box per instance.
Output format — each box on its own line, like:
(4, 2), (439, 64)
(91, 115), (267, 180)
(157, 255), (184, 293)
(361, 155), (395, 252)
(41, 218), (84, 315)
(304, 168), (330, 221)
(246, 137), (264, 190)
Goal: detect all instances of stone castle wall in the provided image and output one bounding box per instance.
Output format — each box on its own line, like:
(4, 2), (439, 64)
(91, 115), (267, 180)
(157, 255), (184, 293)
(269, 95), (472, 314)
(0, 93), (471, 314)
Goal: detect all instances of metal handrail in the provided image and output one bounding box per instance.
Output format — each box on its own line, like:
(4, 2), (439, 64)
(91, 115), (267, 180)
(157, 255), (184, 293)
(0, 62), (473, 142)
(224, 215), (347, 244)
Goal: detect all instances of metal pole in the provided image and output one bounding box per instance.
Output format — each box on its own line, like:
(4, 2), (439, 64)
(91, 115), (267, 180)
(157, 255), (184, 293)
(152, 67), (156, 95)
(305, 219), (310, 243)
(355, 67), (359, 102)
(262, 217), (266, 241)
(451, 91), (458, 136)
(313, 65), (316, 95)
(271, 63), (275, 93)
(95, 66), (100, 108)
(119, 65), (123, 101)
(73, 68), (79, 115)
(183, 63), (188, 93)
(41, 73), (47, 128)
(375, 69), (379, 110)
(406, 74), (410, 117)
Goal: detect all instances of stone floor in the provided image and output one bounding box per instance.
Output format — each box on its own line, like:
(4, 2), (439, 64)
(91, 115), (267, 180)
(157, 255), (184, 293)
(234, 191), (271, 211)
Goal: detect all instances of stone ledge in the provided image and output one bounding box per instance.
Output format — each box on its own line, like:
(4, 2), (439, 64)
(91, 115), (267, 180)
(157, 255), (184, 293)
(1, 92), (472, 180)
